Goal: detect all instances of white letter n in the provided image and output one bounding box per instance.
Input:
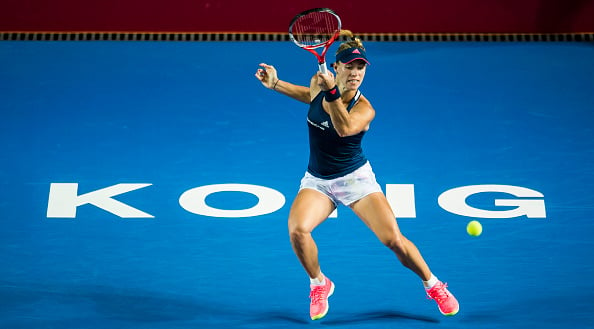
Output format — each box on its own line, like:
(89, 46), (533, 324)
(47, 183), (154, 218)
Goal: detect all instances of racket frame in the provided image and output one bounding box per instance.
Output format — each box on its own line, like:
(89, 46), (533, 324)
(288, 8), (342, 74)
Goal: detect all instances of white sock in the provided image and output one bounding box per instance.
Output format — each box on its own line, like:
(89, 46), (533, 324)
(310, 273), (326, 286)
(423, 274), (439, 290)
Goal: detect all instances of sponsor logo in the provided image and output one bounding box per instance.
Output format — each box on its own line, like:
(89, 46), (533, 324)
(307, 118), (326, 131)
(47, 183), (546, 219)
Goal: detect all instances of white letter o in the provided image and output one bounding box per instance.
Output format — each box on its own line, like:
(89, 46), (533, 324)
(179, 184), (285, 218)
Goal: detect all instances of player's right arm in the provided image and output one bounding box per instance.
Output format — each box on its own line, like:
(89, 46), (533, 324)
(255, 63), (311, 104)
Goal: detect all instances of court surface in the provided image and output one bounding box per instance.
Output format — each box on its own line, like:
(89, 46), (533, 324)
(1, 40), (593, 329)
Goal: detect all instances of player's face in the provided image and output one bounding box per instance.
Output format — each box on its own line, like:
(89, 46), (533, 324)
(336, 60), (367, 91)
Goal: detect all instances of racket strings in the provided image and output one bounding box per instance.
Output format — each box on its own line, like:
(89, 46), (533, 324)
(292, 12), (339, 47)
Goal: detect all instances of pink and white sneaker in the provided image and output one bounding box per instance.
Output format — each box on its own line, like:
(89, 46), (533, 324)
(426, 281), (459, 316)
(309, 277), (335, 320)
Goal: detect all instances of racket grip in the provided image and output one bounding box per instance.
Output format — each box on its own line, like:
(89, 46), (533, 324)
(319, 62), (328, 74)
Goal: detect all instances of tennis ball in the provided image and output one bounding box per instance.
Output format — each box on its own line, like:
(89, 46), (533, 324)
(466, 220), (482, 236)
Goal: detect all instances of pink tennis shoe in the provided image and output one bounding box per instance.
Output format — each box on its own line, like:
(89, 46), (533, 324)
(426, 281), (459, 316)
(309, 277), (335, 320)
(307, 277), (457, 320)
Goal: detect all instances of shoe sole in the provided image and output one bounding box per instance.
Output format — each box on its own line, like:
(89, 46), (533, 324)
(441, 305), (459, 316)
(311, 282), (335, 320)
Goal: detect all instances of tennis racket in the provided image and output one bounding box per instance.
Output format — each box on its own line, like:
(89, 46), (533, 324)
(288, 8), (341, 74)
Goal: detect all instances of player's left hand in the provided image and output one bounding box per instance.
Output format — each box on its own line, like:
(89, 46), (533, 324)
(255, 63), (279, 90)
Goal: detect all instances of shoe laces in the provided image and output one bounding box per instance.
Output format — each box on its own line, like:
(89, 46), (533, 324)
(310, 285), (327, 303)
(426, 282), (450, 303)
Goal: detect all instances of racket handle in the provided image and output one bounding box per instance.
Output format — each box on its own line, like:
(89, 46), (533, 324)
(319, 62), (328, 74)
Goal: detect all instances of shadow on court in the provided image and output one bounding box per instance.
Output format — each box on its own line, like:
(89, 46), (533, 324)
(0, 282), (223, 327)
(320, 310), (439, 325)
(247, 310), (439, 327)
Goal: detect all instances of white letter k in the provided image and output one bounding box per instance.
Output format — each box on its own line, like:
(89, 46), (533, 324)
(47, 183), (154, 218)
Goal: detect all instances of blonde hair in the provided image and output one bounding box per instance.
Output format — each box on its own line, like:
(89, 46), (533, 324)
(336, 30), (365, 54)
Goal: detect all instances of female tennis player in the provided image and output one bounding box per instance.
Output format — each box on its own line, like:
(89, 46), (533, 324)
(254, 31), (459, 320)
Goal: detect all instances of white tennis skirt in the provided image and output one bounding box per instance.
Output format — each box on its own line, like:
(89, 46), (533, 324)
(299, 161), (383, 206)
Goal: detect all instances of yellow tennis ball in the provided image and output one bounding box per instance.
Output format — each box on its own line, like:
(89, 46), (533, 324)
(466, 220), (482, 236)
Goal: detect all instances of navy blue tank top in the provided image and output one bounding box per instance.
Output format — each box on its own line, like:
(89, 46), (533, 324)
(306, 90), (368, 179)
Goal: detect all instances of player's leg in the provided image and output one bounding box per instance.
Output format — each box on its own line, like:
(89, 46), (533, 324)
(350, 192), (432, 279)
(288, 188), (335, 279)
(349, 192), (459, 316)
(288, 188), (336, 320)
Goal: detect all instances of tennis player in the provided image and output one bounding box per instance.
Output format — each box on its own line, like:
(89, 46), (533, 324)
(254, 31), (459, 320)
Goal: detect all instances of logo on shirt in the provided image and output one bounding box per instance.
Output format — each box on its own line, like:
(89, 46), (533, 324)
(307, 118), (326, 131)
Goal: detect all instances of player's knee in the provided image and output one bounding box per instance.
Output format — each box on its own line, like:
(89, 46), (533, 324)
(288, 221), (312, 243)
(380, 232), (406, 254)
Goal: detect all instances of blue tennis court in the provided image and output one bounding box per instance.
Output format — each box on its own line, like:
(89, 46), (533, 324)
(1, 40), (593, 329)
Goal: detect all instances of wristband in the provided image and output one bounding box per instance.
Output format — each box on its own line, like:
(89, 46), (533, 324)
(324, 85), (341, 102)
(273, 79), (280, 90)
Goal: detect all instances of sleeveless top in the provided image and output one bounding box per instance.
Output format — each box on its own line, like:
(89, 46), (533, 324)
(306, 90), (368, 179)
